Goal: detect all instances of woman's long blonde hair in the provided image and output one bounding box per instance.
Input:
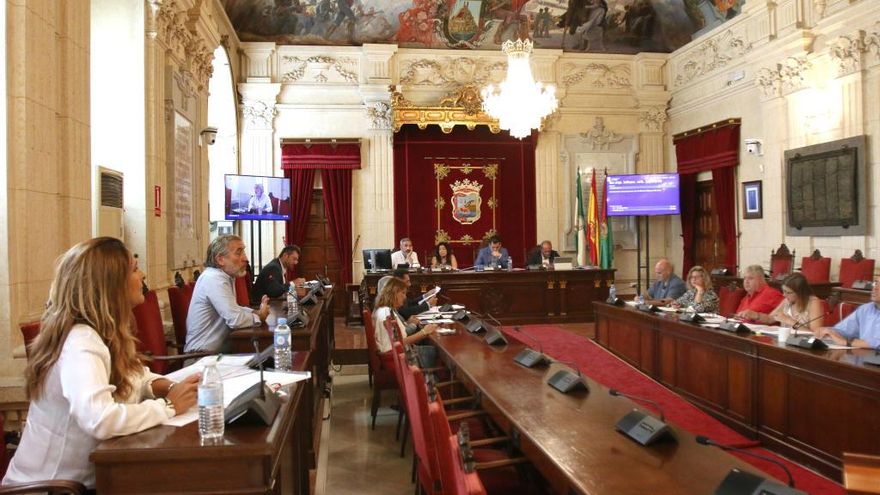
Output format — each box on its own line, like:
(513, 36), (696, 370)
(375, 277), (407, 309)
(25, 237), (143, 400)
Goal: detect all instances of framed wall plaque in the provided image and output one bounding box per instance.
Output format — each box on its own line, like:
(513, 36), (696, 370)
(742, 180), (762, 219)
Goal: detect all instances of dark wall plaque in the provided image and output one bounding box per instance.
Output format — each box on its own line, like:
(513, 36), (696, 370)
(785, 135), (866, 237)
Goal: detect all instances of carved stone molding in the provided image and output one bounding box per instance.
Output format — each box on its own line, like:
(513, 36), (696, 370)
(639, 107), (668, 132)
(399, 57), (506, 87)
(562, 63), (631, 89)
(814, 0), (827, 19)
(151, 0), (214, 92)
(830, 33), (866, 77)
(280, 56), (358, 84)
(865, 28), (880, 65)
(756, 56), (812, 99)
(240, 99), (277, 130)
(366, 101), (393, 130)
(580, 117), (624, 150)
(674, 30), (753, 87)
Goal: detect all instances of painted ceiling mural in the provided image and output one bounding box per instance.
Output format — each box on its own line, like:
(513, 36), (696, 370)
(221, 0), (745, 54)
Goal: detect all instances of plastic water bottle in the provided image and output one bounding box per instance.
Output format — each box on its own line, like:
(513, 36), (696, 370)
(274, 317), (292, 372)
(609, 284), (617, 301)
(506, 257), (513, 271)
(198, 360), (224, 440)
(286, 284), (299, 322)
(637, 293), (646, 305)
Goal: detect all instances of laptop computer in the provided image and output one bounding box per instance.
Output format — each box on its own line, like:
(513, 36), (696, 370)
(553, 257), (574, 270)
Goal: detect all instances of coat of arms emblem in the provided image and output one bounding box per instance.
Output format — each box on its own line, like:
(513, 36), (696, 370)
(443, 0), (487, 47)
(450, 179), (483, 225)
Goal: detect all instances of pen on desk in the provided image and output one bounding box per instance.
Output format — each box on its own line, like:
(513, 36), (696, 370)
(216, 354), (223, 363)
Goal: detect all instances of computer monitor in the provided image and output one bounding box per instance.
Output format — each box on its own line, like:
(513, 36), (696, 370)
(362, 249), (392, 272)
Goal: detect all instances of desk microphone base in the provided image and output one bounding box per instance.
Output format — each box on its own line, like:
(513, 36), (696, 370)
(615, 409), (673, 446)
(546, 369), (588, 394)
(514, 348), (548, 368)
(713, 469), (806, 495)
(785, 335), (829, 350)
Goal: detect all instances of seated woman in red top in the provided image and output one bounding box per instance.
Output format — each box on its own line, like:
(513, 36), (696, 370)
(735, 265), (784, 321)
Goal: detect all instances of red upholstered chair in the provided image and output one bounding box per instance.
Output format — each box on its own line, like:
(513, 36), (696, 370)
(268, 193), (280, 214)
(234, 276), (250, 306)
(800, 249), (831, 284)
(770, 243), (795, 281)
(132, 290), (207, 375)
(363, 309), (398, 429)
(167, 285), (192, 349)
(278, 198), (290, 216)
(19, 322), (40, 360)
(717, 284), (747, 317)
(839, 250), (875, 288)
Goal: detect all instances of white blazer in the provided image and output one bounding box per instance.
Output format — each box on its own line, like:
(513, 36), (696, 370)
(2, 324), (174, 488)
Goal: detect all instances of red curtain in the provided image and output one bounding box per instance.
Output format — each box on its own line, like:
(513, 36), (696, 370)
(712, 166), (737, 271)
(392, 125), (537, 266)
(679, 174), (698, 274)
(283, 168), (316, 249)
(674, 121), (740, 274)
(281, 143), (360, 169)
(321, 169), (353, 284)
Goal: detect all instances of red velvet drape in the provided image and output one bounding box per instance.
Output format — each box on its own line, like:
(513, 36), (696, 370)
(321, 169), (353, 284)
(392, 125), (537, 266)
(674, 121), (740, 275)
(283, 168), (316, 248)
(679, 174), (698, 274)
(711, 166), (738, 271)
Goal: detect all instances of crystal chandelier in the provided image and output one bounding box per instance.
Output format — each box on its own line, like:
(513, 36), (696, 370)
(481, 39), (558, 139)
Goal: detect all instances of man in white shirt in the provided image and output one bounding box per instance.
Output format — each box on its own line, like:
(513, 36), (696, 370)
(391, 237), (420, 268)
(185, 235), (269, 353)
(247, 183), (273, 214)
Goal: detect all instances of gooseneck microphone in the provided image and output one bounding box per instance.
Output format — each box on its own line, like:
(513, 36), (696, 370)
(252, 337), (266, 401)
(790, 308), (832, 335)
(513, 326), (544, 355)
(608, 389), (666, 422)
(482, 313), (508, 345)
(512, 326), (548, 368)
(696, 436), (796, 489)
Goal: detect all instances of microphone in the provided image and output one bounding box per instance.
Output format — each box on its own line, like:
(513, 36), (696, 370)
(608, 389), (665, 421)
(252, 337), (266, 401)
(483, 313), (508, 346)
(544, 357), (588, 394)
(608, 389), (673, 446)
(790, 308), (832, 335)
(786, 309), (833, 350)
(512, 326), (548, 368)
(696, 436), (804, 493)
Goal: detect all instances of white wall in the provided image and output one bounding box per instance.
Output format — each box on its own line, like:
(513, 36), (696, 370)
(208, 45), (238, 223)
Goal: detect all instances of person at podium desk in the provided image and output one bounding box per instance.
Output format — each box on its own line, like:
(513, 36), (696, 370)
(734, 265), (784, 320)
(670, 265), (719, 313)
(391, 237), (420, 268)
(646, 258), (686, 304)
(2, 238), (199, 490)
(431, 241), (458, 270)
(246, 183), (273, 214)
(474, 235), (510, 270)
(527, 240), (560, 268)
(816, 276), (880, 348)
(739, 272), (824, 331)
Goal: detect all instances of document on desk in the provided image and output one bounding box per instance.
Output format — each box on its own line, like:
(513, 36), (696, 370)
(162, 355), (311, 427)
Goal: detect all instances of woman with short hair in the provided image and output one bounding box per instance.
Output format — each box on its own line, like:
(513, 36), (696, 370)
(2, 237), (200, 490)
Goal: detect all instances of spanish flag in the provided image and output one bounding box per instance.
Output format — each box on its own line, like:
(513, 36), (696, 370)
(588, 169), (599, 266)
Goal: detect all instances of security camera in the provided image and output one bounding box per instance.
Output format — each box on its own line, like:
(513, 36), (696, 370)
(744, 138), (763, 156)
(201, 126), (218, 146)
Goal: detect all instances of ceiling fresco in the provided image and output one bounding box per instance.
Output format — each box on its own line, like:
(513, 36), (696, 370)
(221, 0), (745, 54)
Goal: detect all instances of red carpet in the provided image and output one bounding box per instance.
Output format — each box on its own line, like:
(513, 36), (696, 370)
(504, 325), (844, 495)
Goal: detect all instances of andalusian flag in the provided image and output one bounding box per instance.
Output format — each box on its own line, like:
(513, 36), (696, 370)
(599, 174), (614, 269)
(587, 169), (599, 266)
(574, 169), (587, 267)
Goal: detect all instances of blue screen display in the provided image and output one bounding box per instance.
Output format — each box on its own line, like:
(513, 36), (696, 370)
(605, 174), (680, 217)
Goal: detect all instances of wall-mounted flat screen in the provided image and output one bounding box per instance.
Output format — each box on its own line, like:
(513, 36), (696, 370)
(225, 174), (291, 221)
(606, 174), (681, 216)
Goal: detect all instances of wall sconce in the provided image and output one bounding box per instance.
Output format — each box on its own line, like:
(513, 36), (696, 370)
(744, 138), (763, 156)
(200, 126), (218, 146)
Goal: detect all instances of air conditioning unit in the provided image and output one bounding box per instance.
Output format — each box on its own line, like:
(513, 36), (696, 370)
(96, 167), (124, 240)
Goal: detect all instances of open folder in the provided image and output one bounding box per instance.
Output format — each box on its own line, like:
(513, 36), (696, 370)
(162, 355), (311, 427)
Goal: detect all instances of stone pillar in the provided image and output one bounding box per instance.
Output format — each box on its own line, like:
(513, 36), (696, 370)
(534, 131), (560, 245)
(238, 82), (282, 268)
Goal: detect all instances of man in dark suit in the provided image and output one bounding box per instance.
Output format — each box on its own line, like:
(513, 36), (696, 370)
(527, 240), (560, 267)
(251, 245), (306, 303)
(394, 268), (438, 320)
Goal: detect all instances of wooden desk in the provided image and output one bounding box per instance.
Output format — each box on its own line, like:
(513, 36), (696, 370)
(843, 453), (880, 494)
(92, 375), (311, 494)
(712, 274), (840, 299)
(594, 302), (880, 480)
(360, 269), (614, 324)
(830, 286), (872, 306)
(431, 327), (772, 495)
(230, 288), (335, 470)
